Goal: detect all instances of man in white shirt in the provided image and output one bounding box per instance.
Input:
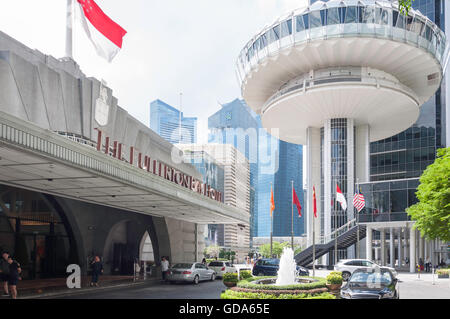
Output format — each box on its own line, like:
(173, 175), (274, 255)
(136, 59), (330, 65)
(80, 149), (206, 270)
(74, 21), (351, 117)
(161, 257), (169, 282)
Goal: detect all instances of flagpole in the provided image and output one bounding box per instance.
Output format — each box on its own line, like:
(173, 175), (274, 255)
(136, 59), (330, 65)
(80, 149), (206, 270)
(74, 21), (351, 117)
(356, 178), (360, 259)
(312, 186), (315, 277)
(334, 183), (338, 265)
(270, 182), (273, 258)
(65, 0), (74, 59)
(291, 180), (294, 250)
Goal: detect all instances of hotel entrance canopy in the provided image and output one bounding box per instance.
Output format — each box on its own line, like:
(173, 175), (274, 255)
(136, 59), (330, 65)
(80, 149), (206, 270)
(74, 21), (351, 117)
(0, 112), (247, 225)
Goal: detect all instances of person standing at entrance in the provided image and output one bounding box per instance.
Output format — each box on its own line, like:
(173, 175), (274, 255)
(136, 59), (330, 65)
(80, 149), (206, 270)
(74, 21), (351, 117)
(161, 257), (169, 283)
(7, 257), (21, 299)
(0, 252), (10, 297)
(90, 256), (103, 287)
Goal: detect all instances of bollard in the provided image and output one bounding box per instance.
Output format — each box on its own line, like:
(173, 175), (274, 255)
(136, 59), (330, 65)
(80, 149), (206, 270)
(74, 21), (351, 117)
(417, 265), (420, 279)
(432, 268), (435, 285)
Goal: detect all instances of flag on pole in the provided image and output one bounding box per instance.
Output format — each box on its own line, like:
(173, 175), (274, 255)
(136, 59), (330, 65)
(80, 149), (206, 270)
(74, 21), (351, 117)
(270, 186), (275, 217)
(336, 184), (347, 211)
(292, 187), (302, 217)
(353, 193), (365, 213)
(76, 0), (127, 62)
(312, 186), (317, 218)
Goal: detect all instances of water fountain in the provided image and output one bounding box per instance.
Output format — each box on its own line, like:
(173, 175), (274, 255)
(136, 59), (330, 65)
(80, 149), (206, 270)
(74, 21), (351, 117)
(275, 247), (298, 285)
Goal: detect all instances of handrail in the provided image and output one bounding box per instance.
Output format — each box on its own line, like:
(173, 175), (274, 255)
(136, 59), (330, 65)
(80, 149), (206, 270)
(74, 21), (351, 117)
(319, 218), (357, 244)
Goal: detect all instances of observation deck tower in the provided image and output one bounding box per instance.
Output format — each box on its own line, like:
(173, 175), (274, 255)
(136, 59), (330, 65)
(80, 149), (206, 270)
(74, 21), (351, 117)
(236, 0), (448, 260)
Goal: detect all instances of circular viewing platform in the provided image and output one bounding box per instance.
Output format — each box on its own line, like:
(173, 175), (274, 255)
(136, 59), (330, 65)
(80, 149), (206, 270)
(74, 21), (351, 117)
(237, 0), (448, 144)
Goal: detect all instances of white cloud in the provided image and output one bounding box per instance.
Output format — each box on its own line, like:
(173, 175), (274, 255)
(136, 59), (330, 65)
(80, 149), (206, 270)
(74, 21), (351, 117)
(0, 0), (308, 142)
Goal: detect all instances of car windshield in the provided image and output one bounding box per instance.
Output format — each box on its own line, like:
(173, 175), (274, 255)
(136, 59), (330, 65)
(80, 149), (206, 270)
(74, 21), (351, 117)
(349, 271), (393, 285)
(172, 263), (192, 269)
(265, 259), (279, 266)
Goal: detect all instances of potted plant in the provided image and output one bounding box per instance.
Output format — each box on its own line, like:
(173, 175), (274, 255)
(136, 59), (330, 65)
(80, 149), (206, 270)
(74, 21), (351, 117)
(436, 269), (449, 279)
(326, 271), (343, 291)
(223, 272), (238, 288)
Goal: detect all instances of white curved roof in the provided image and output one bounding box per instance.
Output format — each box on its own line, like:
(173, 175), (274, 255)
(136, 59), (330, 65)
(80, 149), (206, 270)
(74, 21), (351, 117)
(237, 0), (448, 144)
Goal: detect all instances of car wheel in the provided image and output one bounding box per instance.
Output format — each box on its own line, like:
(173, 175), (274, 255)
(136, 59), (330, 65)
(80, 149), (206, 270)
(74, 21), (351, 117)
(342, 271), (351, 281)
(193, 275), (199, 285)
(211, 273), (216, 281)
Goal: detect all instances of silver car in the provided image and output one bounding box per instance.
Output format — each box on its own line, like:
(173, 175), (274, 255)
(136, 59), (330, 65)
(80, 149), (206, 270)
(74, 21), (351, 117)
(167, 262), (216, 284)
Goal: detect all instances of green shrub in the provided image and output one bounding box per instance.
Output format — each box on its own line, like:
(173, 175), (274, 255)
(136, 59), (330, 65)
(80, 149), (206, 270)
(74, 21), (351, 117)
(436, 269), (449, 275)
(239, 270), (253, 280)
(326, 272), (343, 285)
(220, 290), (335, 300)
(223, 272), (239, 283)
(236, 276), (327, 291)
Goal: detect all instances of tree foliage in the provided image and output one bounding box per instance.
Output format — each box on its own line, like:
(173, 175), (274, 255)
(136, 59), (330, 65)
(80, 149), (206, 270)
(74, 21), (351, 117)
(406, 148), (450, 241)
(204, 245), (220, 258)
(399, 0), (414, 15)
(258, 241), (299, 258)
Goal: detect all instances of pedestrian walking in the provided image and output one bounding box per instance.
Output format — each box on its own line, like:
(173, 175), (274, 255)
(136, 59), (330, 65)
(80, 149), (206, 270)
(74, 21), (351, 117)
(0, 252), (10, 297)
(161, 257), (169, 283)
(7, 256), (21, 299)
(425, 257), (431, 273)
(201, 258), (207, 265)
(90, 256), (103, 287)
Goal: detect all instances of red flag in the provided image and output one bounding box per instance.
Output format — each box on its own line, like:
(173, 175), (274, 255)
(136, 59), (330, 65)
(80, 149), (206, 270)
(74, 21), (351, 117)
(270, 186), (275, 217)
(292, 187), (302, 217)
(77, 0), (127, 62)
(313, 186), (317, 218)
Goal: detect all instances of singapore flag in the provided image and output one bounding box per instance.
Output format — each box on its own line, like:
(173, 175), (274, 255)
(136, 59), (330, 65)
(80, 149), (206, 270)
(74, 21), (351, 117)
(75, 0), (127, 62)
(336, 184), (347, 211)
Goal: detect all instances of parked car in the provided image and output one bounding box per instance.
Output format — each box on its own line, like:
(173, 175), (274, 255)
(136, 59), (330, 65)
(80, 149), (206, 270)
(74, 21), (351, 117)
(334, 259), (398, 281)
(340, 268), (399, 299)
(167, 262), (216, 284)
(207, 260), (237, 278)
(252, 258), (309, 277)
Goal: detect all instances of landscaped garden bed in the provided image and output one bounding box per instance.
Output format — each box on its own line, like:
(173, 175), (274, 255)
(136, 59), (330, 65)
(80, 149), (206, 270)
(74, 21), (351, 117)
(221, 276), (334, 299)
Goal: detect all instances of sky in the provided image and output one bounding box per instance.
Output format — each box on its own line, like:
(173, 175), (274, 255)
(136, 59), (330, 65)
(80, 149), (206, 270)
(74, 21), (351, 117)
(0, 0), (308, 144)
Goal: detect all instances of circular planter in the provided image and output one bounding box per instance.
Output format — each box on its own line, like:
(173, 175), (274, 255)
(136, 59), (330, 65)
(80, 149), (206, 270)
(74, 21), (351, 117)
(223, 281), (237, 288)
(326, 283), (342, 291)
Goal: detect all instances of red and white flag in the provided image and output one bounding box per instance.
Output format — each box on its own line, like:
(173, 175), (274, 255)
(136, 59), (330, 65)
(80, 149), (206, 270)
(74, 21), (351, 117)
(336, 184), (347, 211)
(353, 193), (365, 212)
(76, 0), (127, 62)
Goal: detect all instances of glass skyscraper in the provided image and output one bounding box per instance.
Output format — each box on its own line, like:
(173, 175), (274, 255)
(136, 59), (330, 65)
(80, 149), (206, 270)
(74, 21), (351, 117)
(370, 0), (446, 182)
(150, 99), (197, 144)
(208, 99), (304, 240)
(180, 148), (225, 246)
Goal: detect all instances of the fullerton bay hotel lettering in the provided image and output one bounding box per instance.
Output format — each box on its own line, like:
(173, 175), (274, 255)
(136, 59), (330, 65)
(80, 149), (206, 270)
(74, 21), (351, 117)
(95, 129), (222, 202)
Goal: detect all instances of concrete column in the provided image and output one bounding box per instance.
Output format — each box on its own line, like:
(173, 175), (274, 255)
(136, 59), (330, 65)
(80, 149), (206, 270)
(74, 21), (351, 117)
(380, 229), (386, 266)
(323, 121), (332, 238)
(306, 127), (321, 247)
(397, 227), (402, 267)
(194, 223), (198, 262)
(355, 124), (370, 183)
(409, 227), (416, 273)
(366, 226), (373, 261)
(419, 235), (424, 262)
(390, 228), (395, 268)
(403, 228), (409, 264)
(347, 119), (355, 222)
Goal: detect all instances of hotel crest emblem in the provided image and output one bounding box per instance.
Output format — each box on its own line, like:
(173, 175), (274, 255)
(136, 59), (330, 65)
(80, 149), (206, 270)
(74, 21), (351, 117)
(95, 81), (110, 127)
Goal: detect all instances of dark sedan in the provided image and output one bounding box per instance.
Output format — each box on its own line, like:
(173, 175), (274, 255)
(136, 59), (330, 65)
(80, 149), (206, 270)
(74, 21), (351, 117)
(252, 258), (309, 277)
(340, 268), (399, 299)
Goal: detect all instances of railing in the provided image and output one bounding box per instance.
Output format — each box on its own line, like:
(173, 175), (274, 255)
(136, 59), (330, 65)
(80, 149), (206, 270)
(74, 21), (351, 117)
(318, 218), (357, 244)
(261, 71), (418, 113)
(359, 212), (411, 223)
(237, 3), (448, 83)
